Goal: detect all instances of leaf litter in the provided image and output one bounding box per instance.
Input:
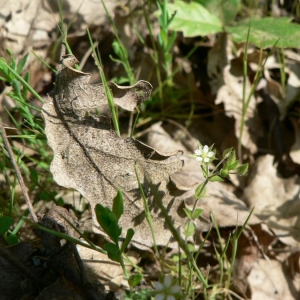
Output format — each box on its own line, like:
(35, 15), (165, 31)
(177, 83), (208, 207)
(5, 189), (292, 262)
(42, 54), (184, 247)
(1, 0), (300, 299)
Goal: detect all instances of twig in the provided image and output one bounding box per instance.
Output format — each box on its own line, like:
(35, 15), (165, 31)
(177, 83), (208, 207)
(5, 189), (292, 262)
(0, 119), (38, 223)
(79, 41), (99, 70)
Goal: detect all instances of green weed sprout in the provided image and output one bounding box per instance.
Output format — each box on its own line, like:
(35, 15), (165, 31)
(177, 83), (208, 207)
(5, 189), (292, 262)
(95, 190), (138, 295)
(87, 29), (121, 136)
(189, 142), (248, 216)
(156, 0), (177, 87)
(184, 142), (250, 297)
(0, 50), (51, 244)
(100, 0), (135, 86)
(0, 215), (17, 245)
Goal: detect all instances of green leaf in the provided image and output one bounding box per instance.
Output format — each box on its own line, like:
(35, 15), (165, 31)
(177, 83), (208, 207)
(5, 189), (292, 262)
(219, 0), (240, 25)
(6, 49), (17, 71)
(184, 221), (195, 237)
(227, 150), (236, 165)
(209, 175), (224, 182)
(7, 234), (18, 245)
(194, 182), (206, 199)
(17, 53), (29, 74)
(120, 228), (135, 253)
(183, 208), (193, 220)
(220, 167), (230, 178)
(228, 160), (239, 170)
(95, 204), (122, 242)
(0, 216), (14, 234)
(197, 0), (240, 26)
(104, 242), (121, 263)
(112, 190), (124, 221)
(227, 17), (300, 48)
(191, 208), (203, 219)
(167, 0), (222, 37)
(222, 147), (233, 159)
(166, 31), (177, 52)
(128, 274), (143, 288)
(22, 72), (30, 99)
(237, 163), (249, 176)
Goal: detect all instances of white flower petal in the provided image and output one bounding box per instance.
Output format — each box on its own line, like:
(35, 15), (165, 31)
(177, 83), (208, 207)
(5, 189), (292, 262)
(203, 145), (209, 153)
(196, 157), (203, 162)
(155, 294), (164, 300)
(204, 157), (210, 163)
(154, 282), (164, 291)
(208, 151), (214, 157)
(164, 275), (172, 288)
(195, 149), (201, 155)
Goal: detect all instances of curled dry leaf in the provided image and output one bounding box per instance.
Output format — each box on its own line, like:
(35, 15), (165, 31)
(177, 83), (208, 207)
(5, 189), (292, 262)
(42, 55), (183, 247)
(208, 34), (263, 154)
(244, 155), (300, 247)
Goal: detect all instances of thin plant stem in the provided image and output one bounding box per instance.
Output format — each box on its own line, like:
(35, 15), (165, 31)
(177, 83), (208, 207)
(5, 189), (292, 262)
(157, 196), (208, 288)
(134, 164), (158, 255)
(86, 29), (120, 136)
(0, 120), (38, 223)
(0, 61), (44, 103)
(142, 4), (164, 105)
(277, 48), (286, 98)
(191, 154), (228, 213)
(100, 0), (135, 84)
(225, 207), (254, 290)
(238, 23), (278, 160)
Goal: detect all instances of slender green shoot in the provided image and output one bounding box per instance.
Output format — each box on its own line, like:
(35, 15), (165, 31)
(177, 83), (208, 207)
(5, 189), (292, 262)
(238, 20), (278, 160)
(0, 58), (44, 103)
(100, 0), (135, 85)
(87, 29), (120, 136)
(277, 48), (286, 98)
(156, 196), (208, 288)
(156, 0), (177, 86)
(35, 222), (107, 253)
(225, 207), (254, 291)
(134, 164), (158, 255)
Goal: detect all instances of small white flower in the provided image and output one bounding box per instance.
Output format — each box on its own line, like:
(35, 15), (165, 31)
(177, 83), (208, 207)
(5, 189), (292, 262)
(194, 144), (214, 164)
(153, 275), (182, 300)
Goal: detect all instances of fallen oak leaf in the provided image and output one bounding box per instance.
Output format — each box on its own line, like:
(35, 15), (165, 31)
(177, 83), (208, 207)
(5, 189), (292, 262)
(54, 54), (152, 117)
(42, 55), (184, 247)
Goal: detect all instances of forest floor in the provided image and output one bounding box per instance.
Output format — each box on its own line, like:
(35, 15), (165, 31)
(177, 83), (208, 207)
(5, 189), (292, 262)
(1, 1), (300, 299)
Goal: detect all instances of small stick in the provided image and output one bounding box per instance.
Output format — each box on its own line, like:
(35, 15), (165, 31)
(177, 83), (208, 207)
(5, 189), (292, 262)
(0, 119), (38, 223)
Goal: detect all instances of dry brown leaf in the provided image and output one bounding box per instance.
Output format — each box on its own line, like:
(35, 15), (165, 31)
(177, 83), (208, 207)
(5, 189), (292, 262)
(207, 33), (232, 95)
(263, 53), (300, 119)
(208, 34), (262, 154)
(248, 258), (300, 300)
(1, 0), (53, 55)
(77, 245), (139, 291)
(215, 59), (262, 154)
(42, 55), (184, 247)
(146, 122), (260, 230)
(244, 155), (300, 247)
